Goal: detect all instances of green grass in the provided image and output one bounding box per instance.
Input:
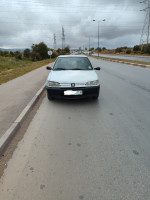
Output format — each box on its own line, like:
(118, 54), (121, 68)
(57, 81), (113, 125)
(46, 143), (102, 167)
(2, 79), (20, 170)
(0, 57), (55, 85)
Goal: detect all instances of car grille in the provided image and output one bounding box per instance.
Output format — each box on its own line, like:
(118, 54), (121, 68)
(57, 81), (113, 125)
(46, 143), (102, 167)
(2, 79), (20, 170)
(60, 83), (86, 87)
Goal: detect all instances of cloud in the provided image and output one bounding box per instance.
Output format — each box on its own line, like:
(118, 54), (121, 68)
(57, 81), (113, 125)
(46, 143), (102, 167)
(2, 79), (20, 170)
(0, 0), (145, 49)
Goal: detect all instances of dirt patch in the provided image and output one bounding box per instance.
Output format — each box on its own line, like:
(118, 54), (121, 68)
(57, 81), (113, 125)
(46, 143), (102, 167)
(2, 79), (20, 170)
(0, 90), (46, 178)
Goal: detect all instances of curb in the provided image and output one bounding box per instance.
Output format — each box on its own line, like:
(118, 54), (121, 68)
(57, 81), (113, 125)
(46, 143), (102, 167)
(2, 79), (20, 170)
(0, 84), (46, 155)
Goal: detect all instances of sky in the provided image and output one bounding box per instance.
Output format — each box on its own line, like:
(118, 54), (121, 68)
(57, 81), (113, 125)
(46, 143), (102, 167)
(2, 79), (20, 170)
(0, 0), (147, 50)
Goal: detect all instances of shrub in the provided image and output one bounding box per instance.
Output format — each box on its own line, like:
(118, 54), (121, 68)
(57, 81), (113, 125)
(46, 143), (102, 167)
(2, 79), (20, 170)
(126, 49), (131, 54)
(24, 48), (31, 58)
(14, 51), (22, 60)
(141, 44), (150, 54)
(133, 45), (141, 52)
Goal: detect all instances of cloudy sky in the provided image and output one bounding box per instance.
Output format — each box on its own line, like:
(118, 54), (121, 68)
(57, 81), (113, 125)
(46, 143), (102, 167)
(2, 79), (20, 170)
(0, 0), (147, 50)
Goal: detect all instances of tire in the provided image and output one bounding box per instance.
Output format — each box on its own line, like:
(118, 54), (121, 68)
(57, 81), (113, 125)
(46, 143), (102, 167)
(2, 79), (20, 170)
(93, 95), (99, 99)
(47, 92), (54, 101)
(93, 90), (100, 99)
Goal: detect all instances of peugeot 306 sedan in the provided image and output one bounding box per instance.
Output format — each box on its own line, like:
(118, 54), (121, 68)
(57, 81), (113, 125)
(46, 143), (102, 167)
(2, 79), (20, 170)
(46, 55), (101, 100)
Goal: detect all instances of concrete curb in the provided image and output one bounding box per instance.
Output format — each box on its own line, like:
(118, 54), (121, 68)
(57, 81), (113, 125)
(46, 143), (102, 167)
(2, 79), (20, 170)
(0, 84), (46, 155)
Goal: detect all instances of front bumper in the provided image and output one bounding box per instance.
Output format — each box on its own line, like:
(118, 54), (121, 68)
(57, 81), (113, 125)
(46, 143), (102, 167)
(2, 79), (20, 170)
(46, 86), (100, 99)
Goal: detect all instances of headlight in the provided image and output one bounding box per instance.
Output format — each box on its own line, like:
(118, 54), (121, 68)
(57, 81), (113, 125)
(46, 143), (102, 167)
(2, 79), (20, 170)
(86, 80), (99, 86)
(46, 81), (60, 87)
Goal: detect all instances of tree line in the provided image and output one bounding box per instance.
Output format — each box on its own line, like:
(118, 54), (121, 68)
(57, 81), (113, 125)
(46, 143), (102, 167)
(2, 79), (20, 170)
(0, 42), (70, 61)
(114, 44), (150, 54)
(88, 44), (150, 55)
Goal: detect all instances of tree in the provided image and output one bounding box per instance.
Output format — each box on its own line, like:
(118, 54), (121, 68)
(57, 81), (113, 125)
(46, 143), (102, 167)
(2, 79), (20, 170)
(57, 48), (61, 54)
(102, 47), (106, 51)
(141, 44), (150, 54)
(51, 51), (58, 58)
(0, 51), (4, 56)
(96, 47), (101, 52)
(31, 51), (40, 61)
(89, 48), (94, 51)
(126, 49), (131, 54)
(38, 42), (49, 59)
(133, 45), (141, 52)
(24, 48), (31, 58)
(31, 42), (49, 60)
(10, 51), (14, 57)
(64, 46), (70, 54)
(14, 51), (22, 60)
(3, 51), (9, 57)
(115, 47), (122, 53)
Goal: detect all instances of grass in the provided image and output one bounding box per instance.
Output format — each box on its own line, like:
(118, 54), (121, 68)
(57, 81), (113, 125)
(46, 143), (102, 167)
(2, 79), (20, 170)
(0, 57), (55, 85)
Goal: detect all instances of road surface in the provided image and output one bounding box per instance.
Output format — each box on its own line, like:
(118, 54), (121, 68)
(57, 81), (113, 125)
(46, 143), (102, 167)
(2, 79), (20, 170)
(93, 53), (150, 62)
(0, 58), (150, 199)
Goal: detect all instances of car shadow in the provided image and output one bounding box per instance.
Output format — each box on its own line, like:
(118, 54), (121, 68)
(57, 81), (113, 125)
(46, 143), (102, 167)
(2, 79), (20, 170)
(48, 97), (100, 107)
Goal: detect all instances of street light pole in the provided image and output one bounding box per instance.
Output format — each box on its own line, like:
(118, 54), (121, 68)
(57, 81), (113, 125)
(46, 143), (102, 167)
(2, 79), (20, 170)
(98, 22), (100, 56)
(93, 19), (105, 57)
(89, 36), (90, 55)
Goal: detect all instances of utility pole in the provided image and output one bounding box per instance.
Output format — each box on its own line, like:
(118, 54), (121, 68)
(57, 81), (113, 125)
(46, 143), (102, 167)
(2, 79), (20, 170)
(62, 26), (65, 49)
(93, 19), (106, 57)
(140, 0), (150, 44)
(89, 36), (90, 55)
(53, 33), (56, 50)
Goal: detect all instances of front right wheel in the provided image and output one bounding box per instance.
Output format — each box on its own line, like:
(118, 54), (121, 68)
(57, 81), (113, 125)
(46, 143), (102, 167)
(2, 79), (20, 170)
(93, 95), (99, 99)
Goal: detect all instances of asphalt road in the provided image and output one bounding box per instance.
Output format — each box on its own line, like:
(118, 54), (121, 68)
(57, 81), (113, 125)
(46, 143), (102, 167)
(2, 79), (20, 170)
(0, 64), (52, 137)
(0, 58), (150, 200)
(93, 53), (150, 62)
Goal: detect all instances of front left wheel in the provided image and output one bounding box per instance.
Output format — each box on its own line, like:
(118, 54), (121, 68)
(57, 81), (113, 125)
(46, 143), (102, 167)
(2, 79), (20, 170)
(47, 92), (54, 101)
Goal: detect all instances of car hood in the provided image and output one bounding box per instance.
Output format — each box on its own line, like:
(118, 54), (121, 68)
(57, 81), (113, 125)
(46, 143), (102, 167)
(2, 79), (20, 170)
(47, 70), (99, 83)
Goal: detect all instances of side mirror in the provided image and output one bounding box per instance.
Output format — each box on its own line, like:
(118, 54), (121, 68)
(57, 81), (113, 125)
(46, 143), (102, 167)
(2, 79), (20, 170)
(46, 66), (52, 70)
(94, 67), (101, 70)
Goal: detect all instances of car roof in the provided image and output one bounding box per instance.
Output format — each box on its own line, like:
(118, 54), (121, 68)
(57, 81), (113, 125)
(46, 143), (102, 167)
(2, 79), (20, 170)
(58, 55), (88, 58)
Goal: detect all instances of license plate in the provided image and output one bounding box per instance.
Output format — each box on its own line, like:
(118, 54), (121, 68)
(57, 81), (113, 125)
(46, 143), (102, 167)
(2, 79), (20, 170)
(64, 90), (83, 95)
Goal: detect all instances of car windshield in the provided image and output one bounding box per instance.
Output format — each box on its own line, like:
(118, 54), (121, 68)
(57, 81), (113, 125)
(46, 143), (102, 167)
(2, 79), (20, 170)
(53, 57), (93, 70)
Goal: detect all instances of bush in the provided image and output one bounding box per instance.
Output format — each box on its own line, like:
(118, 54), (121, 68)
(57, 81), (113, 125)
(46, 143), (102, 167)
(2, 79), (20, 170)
(24, 48), (31, 58)
(55, 46), (70, 56)
(115, 48), (122, 53)
(14, 51), (22, 60)
(51, 51), (58, 58)
(141, 44), (150, 54)
(102, 47), (106, 51)
(89, 48), (94, 51)
(3, 51), (9, 57)
(10, 51), (14, 57)
(126, 49), (131, 54)
(0, 51), (4, 56)
(31, 52), (41, 61)
(95, 47), (102, 52)
(133, 45), (141, 52)
(64, 46), (70, 54)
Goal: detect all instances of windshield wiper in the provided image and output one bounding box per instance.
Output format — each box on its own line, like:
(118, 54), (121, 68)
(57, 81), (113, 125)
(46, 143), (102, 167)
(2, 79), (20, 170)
(71, 68), (82, 70)
(54, 68), (67, 70)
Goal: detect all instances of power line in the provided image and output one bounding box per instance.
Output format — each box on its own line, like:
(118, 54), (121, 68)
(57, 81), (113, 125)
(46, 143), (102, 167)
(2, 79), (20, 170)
(0, 0), (142, 12)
